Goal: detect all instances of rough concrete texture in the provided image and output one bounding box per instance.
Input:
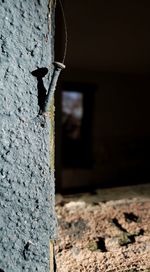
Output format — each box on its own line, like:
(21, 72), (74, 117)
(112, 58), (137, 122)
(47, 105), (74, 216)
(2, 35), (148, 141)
(55, 196), (150, 271)
(0, 0), (56, 271)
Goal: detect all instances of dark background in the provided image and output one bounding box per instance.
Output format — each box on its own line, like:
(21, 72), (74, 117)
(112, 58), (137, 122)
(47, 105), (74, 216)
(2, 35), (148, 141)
(55, 0), (150, 193)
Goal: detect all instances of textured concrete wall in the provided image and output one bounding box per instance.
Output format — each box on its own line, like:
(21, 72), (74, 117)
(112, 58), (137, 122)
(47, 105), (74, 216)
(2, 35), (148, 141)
(0, 0), (55, 271)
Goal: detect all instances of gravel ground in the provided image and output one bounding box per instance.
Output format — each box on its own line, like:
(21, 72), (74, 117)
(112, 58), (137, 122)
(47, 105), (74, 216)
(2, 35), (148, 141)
(55, 185), (150, 272)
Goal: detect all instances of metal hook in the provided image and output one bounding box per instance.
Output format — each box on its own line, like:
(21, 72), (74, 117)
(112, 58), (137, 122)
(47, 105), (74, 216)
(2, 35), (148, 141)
(42, 62), (65, 114)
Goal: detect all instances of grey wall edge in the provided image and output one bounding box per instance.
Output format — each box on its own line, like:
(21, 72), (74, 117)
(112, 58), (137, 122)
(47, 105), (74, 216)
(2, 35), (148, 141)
(0, 0), (56, 271)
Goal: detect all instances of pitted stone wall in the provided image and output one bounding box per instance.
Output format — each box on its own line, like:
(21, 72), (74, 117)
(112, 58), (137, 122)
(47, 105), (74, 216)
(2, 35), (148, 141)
(0, 0), (55, 271)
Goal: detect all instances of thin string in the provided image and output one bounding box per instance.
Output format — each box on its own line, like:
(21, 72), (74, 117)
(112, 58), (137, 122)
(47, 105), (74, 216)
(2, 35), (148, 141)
(57, 0), (68, 64)
(46, 0), (68, 64)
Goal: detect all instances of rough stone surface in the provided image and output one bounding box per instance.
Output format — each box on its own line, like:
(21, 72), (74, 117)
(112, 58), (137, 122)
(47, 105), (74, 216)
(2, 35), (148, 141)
(55, 194), (150, 272)
(0, 0), (55, 271)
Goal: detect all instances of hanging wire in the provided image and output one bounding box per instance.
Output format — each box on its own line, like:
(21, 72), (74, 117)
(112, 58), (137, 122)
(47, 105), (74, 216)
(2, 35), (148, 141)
(46, 0), (68, 64)
(57, 0), (68, 64)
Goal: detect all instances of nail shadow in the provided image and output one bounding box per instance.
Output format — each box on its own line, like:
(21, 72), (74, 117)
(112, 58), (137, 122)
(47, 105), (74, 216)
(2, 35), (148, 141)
(31, 67), (48, 113)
